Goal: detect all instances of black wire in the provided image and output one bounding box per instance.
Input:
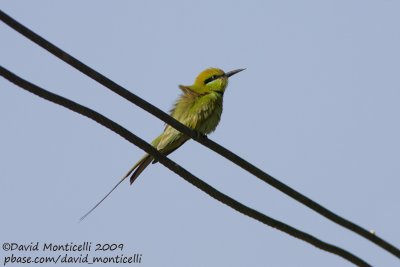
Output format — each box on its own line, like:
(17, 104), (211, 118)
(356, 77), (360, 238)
(0, 9), (397, 259)
(0, 65), (372, 267)
(1, 10), (397, 259)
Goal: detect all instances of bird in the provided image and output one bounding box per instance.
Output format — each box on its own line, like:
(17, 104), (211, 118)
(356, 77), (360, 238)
(80, 67), (245, 220)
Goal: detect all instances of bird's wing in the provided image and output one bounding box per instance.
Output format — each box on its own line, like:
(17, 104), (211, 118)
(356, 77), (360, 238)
(156, 125), (189, 154)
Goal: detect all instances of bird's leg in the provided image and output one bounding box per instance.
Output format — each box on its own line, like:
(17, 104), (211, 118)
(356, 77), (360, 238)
(193, 130), (207, 141)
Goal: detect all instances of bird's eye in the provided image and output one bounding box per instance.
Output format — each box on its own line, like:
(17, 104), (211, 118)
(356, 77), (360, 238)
(204, 75), (218, 84)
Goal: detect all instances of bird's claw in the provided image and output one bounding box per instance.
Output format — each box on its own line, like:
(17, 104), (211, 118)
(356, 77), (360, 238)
(194, 131), (207, 140)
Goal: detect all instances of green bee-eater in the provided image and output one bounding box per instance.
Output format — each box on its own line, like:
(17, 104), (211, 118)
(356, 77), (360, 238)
(81, 67), (244, 220)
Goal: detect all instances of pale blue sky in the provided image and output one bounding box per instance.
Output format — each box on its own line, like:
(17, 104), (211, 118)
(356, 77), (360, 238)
(1, 1), (399, 266)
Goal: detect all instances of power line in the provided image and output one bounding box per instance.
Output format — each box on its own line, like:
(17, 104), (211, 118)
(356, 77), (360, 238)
(0, 10), (397, 259)
(0, 65), (372, 267)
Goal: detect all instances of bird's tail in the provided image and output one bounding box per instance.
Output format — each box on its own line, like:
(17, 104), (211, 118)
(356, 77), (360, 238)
(80, 154), (152, 221)
(128, 154), (152, 184)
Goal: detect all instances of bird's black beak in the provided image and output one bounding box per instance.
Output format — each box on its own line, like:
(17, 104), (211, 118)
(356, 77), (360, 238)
(226, 68), (246, 77)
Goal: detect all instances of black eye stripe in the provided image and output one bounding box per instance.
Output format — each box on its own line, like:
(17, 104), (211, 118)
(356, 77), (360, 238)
(204, 74), (222, 84)
(204, 76), (215, 84)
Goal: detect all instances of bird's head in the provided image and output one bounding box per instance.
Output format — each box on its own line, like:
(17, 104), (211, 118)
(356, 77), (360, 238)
(184, 67), (245, 95)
